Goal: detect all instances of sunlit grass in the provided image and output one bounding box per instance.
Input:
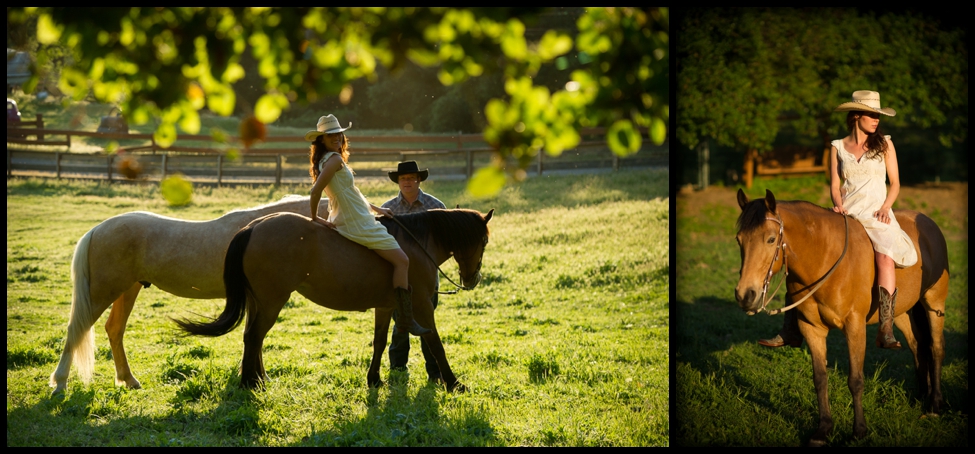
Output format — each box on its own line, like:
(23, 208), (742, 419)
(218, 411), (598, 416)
(7, 168), (668, 446)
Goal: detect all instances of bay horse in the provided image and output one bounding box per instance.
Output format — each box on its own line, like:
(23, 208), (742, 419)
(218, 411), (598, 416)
(734, 189), (948, 447)
(174, 208), (494, 392)
(49, 195), (330, 395)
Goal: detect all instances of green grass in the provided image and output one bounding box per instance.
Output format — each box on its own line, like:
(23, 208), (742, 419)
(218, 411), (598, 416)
(675, 176), (969, 446)
(6, 168), (668, 446)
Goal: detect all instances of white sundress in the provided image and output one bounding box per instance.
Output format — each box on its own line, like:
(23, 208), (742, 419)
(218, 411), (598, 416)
(833, 138), (918, 268)
(319, 152), (400, 250)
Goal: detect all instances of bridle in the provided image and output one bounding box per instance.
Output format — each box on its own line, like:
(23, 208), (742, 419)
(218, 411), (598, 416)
(746, 212), (850, 316)
(388, 215), (487, 294)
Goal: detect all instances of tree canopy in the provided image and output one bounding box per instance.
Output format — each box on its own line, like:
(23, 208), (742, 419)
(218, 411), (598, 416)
(677, 8), (967, 155)
(7, 7), (668, 197)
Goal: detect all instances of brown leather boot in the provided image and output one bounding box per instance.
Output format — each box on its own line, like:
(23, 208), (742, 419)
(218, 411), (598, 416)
(876, 287), (902, 349)
(395, 286), (431, 336)
(758, 309), (803, 348)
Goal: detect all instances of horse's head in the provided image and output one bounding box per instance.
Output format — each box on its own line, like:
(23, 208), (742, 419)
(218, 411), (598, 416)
(454, 209), (494, 289)
(734, 189), (786, 314)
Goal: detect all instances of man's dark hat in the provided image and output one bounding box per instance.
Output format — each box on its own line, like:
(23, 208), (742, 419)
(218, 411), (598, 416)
(388, 161), (429, 183)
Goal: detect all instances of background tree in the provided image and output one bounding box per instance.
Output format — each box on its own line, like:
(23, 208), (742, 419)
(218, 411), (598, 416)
(677, 7), (968, 186)
(7, 7), (668, 197)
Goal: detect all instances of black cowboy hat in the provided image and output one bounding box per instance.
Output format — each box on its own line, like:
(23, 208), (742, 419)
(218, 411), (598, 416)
(388, 161), (429, 183)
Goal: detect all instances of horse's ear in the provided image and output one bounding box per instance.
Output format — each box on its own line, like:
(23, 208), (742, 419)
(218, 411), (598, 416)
(737, 188), (748, 211)
(484, 208), (494, 224)
(764, 189), (776, 213)
(456, 204), (460, 209)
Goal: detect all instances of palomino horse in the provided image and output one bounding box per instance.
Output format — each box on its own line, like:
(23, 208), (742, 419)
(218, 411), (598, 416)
(734, 189), (948, 447)
(174, 208), (494, 392)
(49, 195), (330, 395)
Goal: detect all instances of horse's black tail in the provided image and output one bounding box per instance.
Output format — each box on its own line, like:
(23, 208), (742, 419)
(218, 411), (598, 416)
(174, 226), (255, 337)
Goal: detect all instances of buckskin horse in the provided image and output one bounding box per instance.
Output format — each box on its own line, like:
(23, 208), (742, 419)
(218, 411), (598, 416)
(174, 208), (493, 392)
(50, 195), (329, 395)
(734, 189), (948, 446)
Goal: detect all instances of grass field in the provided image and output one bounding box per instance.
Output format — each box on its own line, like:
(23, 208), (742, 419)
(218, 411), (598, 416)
(675, 177), (968, 446)
(6, 168), (669, 446)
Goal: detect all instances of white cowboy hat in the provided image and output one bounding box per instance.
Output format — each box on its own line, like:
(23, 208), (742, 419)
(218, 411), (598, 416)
(834, 90), (896, 116)
(304, 114), (352, 141)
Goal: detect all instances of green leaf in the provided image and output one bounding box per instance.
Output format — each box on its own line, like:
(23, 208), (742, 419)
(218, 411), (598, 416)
(160, 175), (193, 206)
(649, 117), (667, 146)
(206, 82), (236, 117)
(154, 123), (178, 149)
(607, 120), (641, 157)
(467, 165), (506, 199)
(179, 107), (201, 134)
(36, 14), (62, 44)
(538, 31), (572, 60)
(255, 93), (288, 124)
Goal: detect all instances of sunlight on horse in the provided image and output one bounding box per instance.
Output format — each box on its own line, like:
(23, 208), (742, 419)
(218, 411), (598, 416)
(49, 194), (329, 395)
(174, 208), (494, 392)
(735, 189), (948, 447)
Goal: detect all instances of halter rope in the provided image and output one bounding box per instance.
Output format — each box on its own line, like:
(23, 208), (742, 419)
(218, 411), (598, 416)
(386, 215), (480, 294)
(747, 212), (850, 316)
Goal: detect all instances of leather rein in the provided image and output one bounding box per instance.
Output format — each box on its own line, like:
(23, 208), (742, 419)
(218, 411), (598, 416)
(386, 215), (483, 295)
(746, 212), (850, 316)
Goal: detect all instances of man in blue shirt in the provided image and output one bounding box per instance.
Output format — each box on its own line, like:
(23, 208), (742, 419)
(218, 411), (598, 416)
(381, 161), (447, 384)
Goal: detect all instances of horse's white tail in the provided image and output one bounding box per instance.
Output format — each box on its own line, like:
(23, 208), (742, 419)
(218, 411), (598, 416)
(50, 228), (97, 392)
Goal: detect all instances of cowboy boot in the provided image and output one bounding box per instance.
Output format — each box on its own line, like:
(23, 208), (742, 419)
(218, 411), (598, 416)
(876, 287), (902, 349)
(395, 286), (431, 336)
(758, 308), (803, 348)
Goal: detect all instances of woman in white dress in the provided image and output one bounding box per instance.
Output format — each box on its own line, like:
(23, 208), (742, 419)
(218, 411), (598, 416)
(305, 114), (431, 336)
(759, 91), (917, 349)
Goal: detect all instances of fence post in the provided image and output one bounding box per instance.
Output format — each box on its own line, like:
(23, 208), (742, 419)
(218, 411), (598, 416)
(55, 151), (61, 179)
(36, 114), (44, 141)
(161, 154), (167, 180)
(275, 154), (282, 186)
(217, 154), (223, 187)
(7, 150), (12, 179)
(466, 150), (473, 179)
(613, 154), (620, 172)
(537, 151), (543, 176)
(107, 155), (113, 183)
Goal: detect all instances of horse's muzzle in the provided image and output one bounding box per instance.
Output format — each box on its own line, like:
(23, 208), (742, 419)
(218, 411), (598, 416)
(462, 272), (481, 289)
(735, 286), (760, 314)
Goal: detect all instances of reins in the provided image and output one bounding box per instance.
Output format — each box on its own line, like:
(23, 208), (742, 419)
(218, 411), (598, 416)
(747, 212), (851, 316)
(386, 215), (478, 295)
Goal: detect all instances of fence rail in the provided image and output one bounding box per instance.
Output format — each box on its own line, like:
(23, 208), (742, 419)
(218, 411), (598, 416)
(6, 118), (667, 185)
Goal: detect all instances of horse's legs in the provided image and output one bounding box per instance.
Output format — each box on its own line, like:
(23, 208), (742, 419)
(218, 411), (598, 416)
(843, 321), (868, 440)
(925, 307), (945, 414)
(921, 277), (948, 415)
(420, 331), (465, 392)
(105, 282), (142, 389)
(895, 310), (927, 399)
(368, 308), (394, 388)
(799, 321), (832, 447)
(239, 297), (286, 389)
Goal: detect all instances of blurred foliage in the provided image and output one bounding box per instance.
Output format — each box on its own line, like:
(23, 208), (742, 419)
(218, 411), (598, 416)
(8, 7), (668, 197)
(677, 8), (968, 155)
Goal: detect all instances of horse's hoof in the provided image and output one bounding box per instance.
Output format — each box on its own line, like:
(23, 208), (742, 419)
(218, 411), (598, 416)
(368, 379), (385, 389)
(447, 382), (468, 393)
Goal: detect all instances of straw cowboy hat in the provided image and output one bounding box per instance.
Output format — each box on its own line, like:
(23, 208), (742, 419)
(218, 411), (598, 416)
(834, 90), (896, 116)
(304, 114), (352, 141)
(388, 161), (429, 183)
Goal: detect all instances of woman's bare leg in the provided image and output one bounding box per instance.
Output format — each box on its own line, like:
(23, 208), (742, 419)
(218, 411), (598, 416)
(375, 248), (409, 289)
(876, 252), (895, 294)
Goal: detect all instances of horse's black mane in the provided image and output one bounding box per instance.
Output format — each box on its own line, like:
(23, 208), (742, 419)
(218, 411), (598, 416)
(380, 209), (489, 251)
(736, 199), (831, 232)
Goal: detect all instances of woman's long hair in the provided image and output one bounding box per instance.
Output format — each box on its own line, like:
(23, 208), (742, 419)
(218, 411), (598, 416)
(845, 111), (888, 160)
(309, 133), (350, 180)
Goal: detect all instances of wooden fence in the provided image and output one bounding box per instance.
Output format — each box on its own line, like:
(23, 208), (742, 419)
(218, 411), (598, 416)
(6, 117), (667, 185)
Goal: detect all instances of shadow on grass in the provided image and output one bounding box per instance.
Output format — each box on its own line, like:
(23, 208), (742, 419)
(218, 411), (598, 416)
(674, 295), (969, 447)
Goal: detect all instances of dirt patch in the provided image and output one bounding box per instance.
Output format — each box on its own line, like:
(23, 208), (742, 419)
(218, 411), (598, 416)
(677, 182), (968, 240)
